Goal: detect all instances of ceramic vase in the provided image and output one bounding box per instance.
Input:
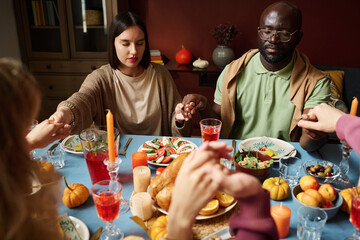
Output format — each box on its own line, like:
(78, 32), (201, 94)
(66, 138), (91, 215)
(212, 45), (235, 69)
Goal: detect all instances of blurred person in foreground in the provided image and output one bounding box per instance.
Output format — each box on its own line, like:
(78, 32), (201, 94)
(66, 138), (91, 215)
(0, 58), (63, 239)
(182, 1), (330, 152)
(167, 141), (278, 240)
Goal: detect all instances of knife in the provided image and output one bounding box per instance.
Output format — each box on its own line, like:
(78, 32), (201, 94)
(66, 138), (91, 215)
(90, 227), (102, 240)
(48, 138), (64, 152)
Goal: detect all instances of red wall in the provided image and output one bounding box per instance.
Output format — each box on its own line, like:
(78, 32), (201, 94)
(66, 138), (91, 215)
(128, 0), (360, 135)
(129, 0), (360, 68)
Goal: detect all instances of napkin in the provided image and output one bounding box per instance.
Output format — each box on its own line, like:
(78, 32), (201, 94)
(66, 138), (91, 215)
(58, 214), (82, 240)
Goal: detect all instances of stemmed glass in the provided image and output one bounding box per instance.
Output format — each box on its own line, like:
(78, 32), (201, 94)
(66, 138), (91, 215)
(104, 158), (130, 213)
(339, 140), (352, 176)
(91, 180), (127, 240)
(345, 187), (360, 240)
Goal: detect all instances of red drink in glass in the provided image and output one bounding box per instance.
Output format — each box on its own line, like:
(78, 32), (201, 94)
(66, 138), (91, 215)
(85, 150), (111, 184)
(94, 192), (120, 222)
(201, 127), (220, 142)
(350, 197), (360, 230)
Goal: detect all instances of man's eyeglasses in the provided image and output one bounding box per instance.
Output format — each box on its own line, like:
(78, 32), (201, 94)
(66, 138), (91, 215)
(257, 27), (298, 42)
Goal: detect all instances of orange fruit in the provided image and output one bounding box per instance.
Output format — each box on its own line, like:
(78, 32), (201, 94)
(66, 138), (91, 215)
(215, 191), (235, 207)
(199, 199), (219, 216)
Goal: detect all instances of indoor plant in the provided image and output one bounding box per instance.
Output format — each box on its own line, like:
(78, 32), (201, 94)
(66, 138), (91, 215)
(210, 23), (238, 69)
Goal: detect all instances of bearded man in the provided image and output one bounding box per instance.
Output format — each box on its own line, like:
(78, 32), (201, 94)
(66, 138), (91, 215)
(183, 1), (330, 151)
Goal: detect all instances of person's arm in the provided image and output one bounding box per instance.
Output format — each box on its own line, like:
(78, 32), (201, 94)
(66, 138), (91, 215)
(336, 114), (360, 155)
(26, 119), (71, 151)
(299, 108), (328, 152)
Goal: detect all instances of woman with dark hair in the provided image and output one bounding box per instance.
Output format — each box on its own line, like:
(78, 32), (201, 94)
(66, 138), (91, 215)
(50, 11), (191, 136)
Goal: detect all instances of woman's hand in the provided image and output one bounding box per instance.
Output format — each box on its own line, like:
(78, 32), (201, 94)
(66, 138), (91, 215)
(49, 107), (73, 124)
(181, 94), (207, 120)
(26, 119), (71, 150)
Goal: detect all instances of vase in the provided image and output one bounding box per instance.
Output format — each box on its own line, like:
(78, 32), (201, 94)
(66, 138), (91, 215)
(212, 45), (235, 69)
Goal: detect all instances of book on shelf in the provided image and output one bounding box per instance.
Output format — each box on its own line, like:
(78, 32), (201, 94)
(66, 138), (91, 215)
(150, 49), (161, 57)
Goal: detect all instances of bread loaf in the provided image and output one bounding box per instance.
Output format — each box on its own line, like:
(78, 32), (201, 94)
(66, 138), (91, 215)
(149, 152), (190, 210)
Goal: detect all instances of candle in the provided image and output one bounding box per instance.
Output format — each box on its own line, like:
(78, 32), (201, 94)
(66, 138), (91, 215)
(106, 110), (115, 163)
(132, 152), (148, 169)
(350, 97), (359, 116)
(131, 192), (153, 220)
(133, 166), (151, 193)
(270, 203), (291, 238)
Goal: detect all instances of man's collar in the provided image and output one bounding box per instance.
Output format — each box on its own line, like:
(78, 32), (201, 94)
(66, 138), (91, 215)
(254, 52), (294, 80)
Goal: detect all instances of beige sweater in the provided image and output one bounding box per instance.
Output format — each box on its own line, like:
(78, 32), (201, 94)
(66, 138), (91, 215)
(221, 49), (327, 141)
(58, 63), (192, 137)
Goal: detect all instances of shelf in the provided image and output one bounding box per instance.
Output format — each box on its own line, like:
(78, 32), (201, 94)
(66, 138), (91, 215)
(165, 60), (222, 87)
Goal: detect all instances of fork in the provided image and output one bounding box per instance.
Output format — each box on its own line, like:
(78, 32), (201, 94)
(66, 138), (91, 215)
(119, 137), (133, 155)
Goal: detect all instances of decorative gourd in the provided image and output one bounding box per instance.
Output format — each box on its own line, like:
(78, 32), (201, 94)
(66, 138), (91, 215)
(262, 177), (290, 200)
(62, 176), (89, 208)
(175, 46), (193, 65)
(192, 58), (209, 69)
(340, 187), (360, 214)
(38, 161), (55, 175)
(150, 215), (168, 240)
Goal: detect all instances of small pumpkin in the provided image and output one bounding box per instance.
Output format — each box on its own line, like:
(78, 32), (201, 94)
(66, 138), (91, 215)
(62, 176), (89, 208)
(150, 215), (168, 240)
(340, 187), (360, 214)
(262, 177), (290, 200)
(192, 58), (209, 69)
(175, 46), (193, 65)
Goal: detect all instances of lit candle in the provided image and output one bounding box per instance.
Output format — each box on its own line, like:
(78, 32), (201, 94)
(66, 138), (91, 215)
(133, 166), (151, 193)
(270, 203), (291, 238)
(350, 97), (359, 116)
(131, 192), (153, 220)
(132, 152), (148, 169)
(106, 110), (115, 163)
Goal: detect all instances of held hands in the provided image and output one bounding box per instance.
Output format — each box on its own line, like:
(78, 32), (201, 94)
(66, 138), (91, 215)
(26, 119), (71, 150)
(298, 103), (345, 133)
(175, 94), (207, 123)
(49, 107), (73, 125)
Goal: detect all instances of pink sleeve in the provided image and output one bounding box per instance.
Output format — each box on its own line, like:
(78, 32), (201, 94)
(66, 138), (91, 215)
(336, 114), (360, 155)
(229, 190), (279, 240)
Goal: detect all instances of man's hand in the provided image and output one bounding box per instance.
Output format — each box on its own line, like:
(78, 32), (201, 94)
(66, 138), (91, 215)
(181, 94), (207, 120)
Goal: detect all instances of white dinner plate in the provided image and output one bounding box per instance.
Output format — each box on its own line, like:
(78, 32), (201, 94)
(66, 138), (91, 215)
(138, 137), (197, 167)
(69, 216), (90, 240)
(156, 201), (237, 221)
(61, 135), (84, 155)
(238, 136), (296, 162)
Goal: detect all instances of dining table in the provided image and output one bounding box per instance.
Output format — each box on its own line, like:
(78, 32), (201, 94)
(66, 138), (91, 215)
(38, 134), (359, 239)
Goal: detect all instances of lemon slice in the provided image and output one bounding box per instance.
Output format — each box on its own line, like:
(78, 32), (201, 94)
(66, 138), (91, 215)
(199, 199), (219, 216)
(262, 148), (278, 157)
(215, 191), (235, 207)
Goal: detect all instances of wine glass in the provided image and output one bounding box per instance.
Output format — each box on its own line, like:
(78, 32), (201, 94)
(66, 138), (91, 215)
(91, 180), (127, 240)
(339, 140), (352, 176)
(346, 187), (360, 240)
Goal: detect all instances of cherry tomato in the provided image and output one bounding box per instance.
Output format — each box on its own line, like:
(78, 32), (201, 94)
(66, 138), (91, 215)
(156, 167), (165, 176)
(171, 137), (179, 143)
(156, 148), (165, 157)
(162, 156), (172, 163)
(147, 155), (157, 161)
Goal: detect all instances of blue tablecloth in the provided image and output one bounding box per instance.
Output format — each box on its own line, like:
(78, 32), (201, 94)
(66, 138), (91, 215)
(44, 134), (359, 239)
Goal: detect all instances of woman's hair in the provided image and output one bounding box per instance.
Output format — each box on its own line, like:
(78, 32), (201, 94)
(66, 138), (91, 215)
(0, 59), (62, 240)
(108, 11), (151, 69)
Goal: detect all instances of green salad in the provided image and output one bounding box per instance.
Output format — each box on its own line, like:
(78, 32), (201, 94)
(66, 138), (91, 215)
(235, 151), (273, 169)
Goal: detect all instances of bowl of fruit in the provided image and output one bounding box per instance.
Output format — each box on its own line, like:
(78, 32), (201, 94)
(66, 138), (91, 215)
(302, 160), (340, 184)
(234, 150), (274, 181)
(291, 175), (343, 220)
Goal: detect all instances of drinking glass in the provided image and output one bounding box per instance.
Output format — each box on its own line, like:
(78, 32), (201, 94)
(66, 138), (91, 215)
(200, 118), (222, 142)
(79, 126), (120, 184)
(92, 180), (127, 240)
(297, 206), (328, 240)
(345, 187), (360, 240)
(279, 157), (304, 187)
(47, 146), (65, 169)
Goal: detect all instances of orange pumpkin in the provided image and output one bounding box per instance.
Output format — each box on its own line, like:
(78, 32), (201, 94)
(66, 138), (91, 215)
(62, 176), (89, 208)
(175, 46), (193, 65)
(340, 187), (360, 214)
(150, 215), (168, 240)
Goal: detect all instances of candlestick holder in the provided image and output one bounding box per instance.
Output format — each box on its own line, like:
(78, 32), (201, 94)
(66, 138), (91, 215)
(339, 140), (352, 176)
(104, 158), (130, 214)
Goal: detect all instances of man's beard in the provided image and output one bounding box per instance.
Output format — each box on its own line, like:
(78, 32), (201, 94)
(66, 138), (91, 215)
(257, 39), (295, 64)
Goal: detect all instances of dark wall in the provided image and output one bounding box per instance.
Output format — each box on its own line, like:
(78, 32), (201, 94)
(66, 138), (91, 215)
(129, 0), (360, 68)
